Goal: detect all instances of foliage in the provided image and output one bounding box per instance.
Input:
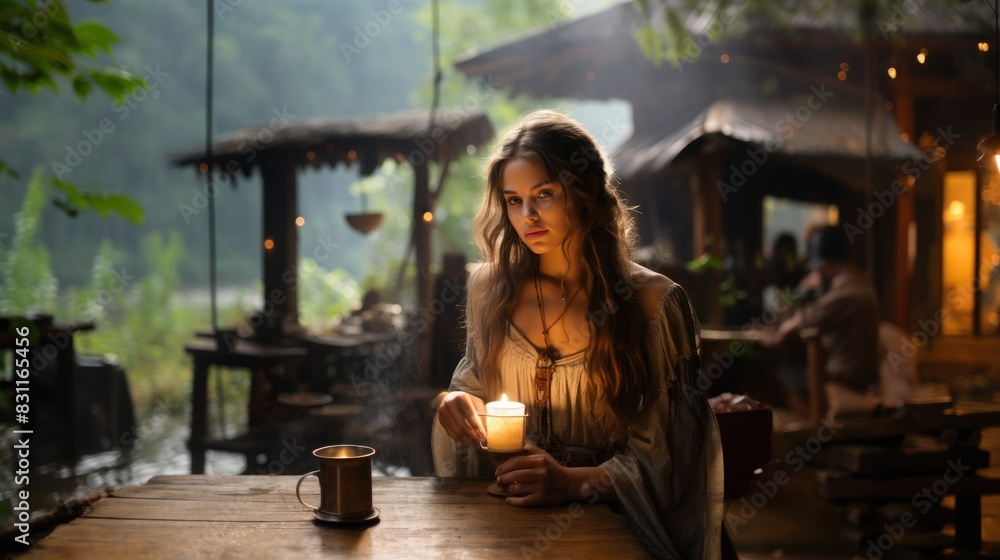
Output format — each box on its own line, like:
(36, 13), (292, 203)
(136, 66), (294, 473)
(296, 257), (361, 325)
(1, 0), (146, 221)
(0, 167), (58, 314)
(0, 0), (142, 99)
(49, 177), (144, 223)
(2, 0), (434, 286)
(686, 238), (745, 320)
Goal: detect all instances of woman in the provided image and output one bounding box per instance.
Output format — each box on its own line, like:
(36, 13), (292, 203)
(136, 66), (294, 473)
(434, 110), (723, 558)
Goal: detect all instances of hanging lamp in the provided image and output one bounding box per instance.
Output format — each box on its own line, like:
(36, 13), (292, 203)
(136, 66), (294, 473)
(344, 150), (384, 234)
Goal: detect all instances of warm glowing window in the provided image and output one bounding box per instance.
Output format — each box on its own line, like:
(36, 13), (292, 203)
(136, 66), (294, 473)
(942, 172), (976, 334)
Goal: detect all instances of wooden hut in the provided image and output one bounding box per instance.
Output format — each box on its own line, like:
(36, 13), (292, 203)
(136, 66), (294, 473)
(455, 1), (999, 374)
(171, 108), (493, 383)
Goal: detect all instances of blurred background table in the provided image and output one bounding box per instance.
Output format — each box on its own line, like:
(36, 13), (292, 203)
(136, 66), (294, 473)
(184, 337), (308, 474)
(1, 316), (96, 465)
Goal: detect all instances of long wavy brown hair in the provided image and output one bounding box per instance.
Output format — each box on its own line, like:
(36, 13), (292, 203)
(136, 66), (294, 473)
(467, 110), (647, 444)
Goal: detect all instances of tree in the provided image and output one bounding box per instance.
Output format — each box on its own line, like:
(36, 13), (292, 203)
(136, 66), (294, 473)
(1, 0), (144, 223)
(633, 0), (983, 67)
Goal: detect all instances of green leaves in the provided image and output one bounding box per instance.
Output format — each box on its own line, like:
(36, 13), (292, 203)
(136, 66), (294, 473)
(73, 21), (118, 55)
(0, 159), (20, 179)
(2, 0), (145, 224)
(71, 74), (91, 99)
(86, 66), (144, 102)
(633, 24), (667, 67)
(687, 251), (725, 272)
(49, 178), (145, 224)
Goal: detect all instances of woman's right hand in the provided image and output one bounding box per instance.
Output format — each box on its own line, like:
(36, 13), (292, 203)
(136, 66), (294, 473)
(437, 391), (487, 445)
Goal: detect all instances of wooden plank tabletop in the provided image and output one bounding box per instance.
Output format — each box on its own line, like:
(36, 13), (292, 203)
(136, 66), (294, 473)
(20, 475), (649, 559)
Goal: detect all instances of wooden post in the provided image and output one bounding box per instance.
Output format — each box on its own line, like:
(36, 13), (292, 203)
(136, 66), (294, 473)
(189, 355), (208, 474)
(56, 334), (78, 465)
(891, 184), (914, 328)
(259, 156), (298, 327)
(889, 49), (916, 330)
(955, 493), (982, 551)
(413, 160), (434, 384)
(802, 327), (825, 426)
(694, 152), (726, 325)
(694, 152), (725, 260)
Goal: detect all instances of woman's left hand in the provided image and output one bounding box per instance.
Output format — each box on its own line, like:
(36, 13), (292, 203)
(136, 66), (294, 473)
(495, 444), (580, 507)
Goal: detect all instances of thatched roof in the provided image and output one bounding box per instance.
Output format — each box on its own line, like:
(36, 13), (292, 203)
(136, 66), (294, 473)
(454, 2), (647, 100)
(614, 99), (920, 180)
(170, 108), (494, 177)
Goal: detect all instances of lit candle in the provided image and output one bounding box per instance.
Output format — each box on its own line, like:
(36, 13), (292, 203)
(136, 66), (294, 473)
(483, 394), (526, 453)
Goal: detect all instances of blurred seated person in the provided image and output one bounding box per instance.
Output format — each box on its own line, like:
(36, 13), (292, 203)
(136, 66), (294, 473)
(756, 226), (881, 422)
(793, 223), (841, 301)
(761, 232), (806, 313)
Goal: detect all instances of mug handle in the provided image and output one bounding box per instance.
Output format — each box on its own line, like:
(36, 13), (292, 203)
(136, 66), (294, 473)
(296, 470), (320, 510)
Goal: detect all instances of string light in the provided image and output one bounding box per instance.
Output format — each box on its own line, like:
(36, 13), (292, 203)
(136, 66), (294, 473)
(887, 67), (897, 79)
(977, 1), (1000, 172)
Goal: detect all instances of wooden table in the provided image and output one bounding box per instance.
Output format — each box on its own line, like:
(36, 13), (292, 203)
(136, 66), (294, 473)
(21, 475), (649, 558)
(287, 329), (401, 392)
(185, 338), (309, 474)
(1, 318), (95, 465)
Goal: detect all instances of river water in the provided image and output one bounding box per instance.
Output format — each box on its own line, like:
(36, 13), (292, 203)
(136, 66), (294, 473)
(8, 412), (247, 520)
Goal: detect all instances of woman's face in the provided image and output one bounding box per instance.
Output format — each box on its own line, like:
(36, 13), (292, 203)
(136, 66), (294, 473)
(501, 156), (573, 255)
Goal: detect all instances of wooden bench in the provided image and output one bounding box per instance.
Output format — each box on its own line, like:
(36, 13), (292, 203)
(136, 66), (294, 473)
(783, 402), (1000, 556)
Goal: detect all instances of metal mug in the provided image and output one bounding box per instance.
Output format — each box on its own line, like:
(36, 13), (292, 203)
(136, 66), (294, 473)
(296, 445), (375, 517)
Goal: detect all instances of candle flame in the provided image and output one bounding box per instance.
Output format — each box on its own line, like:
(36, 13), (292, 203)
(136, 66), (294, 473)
(500, 393), (508, 403)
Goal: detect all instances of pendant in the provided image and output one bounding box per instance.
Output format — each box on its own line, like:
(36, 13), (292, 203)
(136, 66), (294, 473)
(534, 351), (554, 410)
